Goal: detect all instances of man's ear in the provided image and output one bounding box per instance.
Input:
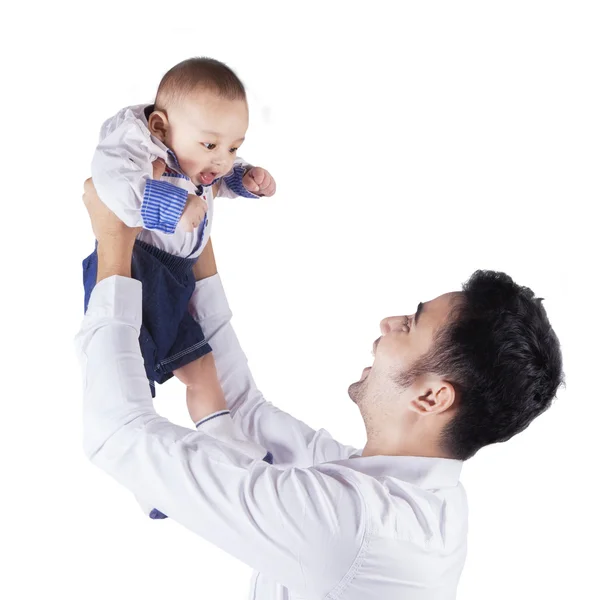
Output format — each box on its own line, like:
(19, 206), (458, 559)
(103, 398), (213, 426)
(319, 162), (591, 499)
(147, 110), (169, 142)
(408, 380), (456, 416)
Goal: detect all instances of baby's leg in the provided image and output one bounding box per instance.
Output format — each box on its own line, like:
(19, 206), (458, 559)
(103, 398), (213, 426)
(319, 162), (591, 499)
(173, 353), (227, 423)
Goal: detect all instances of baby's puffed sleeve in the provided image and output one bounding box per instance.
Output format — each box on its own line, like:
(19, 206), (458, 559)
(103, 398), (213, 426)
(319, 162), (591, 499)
(217, 156), (260, 199)
(91, 119), (189, 233)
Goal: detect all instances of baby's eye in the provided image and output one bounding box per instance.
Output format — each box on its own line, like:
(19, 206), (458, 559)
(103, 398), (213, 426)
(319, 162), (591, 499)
(229, 147), (238, 154)
(203, 143), (217, 150)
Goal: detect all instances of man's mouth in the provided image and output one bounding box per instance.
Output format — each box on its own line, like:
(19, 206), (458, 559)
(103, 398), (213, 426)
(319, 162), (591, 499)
(360, 338), (380, 380)
(372, 337), (381, 355)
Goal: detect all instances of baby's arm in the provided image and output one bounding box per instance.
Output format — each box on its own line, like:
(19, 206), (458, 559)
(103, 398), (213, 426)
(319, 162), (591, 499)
(91, 118), (191, 233)
(216, 157), (275, 199)
(216, 157), (257, 199)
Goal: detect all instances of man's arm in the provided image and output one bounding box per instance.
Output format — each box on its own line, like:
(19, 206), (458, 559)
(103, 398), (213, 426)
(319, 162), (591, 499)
(75, 273), (367, 598)
(190, 238), (362, 467)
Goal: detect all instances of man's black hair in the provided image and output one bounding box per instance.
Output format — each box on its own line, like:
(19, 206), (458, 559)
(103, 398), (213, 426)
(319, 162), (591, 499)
(406, 270), (564, 460)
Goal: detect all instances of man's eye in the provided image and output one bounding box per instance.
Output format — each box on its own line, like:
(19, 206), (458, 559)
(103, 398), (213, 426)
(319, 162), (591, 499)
(229, 147), (238, 154)
(203, 143), (217, 150)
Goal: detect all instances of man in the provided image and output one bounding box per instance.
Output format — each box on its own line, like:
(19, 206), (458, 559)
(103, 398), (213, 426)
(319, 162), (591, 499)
(76, 173), (563, 599)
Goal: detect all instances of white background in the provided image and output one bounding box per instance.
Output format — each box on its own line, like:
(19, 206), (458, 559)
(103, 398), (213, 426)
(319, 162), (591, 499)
(1, 1), (598, 598)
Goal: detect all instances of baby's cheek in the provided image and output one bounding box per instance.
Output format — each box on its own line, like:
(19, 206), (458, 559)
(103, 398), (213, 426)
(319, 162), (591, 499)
(223, 156), (236, 173)
(170, 137), (204, 170)
(179, 154), (205, 177)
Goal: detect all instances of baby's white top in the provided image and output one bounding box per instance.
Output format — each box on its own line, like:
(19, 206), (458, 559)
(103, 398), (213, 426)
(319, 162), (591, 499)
(91, 104), (251, 260)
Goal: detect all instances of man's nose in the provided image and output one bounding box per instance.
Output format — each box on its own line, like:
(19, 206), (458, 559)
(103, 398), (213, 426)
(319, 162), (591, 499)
(380, 318), (391, 335)
(380, 316), (405, 334)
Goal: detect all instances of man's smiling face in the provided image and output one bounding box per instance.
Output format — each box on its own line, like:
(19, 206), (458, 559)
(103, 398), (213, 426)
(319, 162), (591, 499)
(348, 292), (461, 405)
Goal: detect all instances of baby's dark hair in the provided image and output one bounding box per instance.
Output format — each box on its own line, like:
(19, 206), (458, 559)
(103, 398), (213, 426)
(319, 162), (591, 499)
(155, 57), (246, 110)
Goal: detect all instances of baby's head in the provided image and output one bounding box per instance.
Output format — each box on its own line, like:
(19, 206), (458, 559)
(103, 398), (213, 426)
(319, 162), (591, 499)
(148, 57), (248, 187)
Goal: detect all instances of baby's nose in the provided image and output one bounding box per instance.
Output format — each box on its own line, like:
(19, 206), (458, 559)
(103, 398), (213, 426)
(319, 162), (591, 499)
(215, 149), (231, 164)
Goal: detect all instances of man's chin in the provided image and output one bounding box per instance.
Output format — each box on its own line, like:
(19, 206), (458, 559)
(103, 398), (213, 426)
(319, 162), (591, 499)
(348, 367), (371, 404)
(347, 380), (364, 404)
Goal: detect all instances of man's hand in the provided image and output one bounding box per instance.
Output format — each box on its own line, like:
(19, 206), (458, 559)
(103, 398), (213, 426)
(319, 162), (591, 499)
(242, 167), (276, 197)
(83, 158), (167, 244)
(83, 158), (167, 281)
(82, 178), (141, 246)
(180, 194), (208, 233)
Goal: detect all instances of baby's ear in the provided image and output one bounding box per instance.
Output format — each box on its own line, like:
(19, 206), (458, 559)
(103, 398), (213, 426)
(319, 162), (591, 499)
(147, 110), (169, 141)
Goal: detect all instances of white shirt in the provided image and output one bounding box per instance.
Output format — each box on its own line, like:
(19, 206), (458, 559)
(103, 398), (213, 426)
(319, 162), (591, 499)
(75, 274), (468, 599)
(91, 104), (254, 260)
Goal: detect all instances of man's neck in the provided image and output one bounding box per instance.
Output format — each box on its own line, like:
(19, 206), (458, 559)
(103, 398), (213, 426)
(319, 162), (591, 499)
(361, 426), (450, 459)
(362, 441), (449, 459)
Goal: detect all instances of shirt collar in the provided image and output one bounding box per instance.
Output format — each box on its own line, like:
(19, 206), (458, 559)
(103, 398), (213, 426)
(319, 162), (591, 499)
(337, 454), (463, 489)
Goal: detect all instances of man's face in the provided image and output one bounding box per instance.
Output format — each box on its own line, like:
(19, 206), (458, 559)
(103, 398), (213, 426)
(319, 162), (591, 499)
(165, 90), (249, 187)
(348, 292), (460, 405)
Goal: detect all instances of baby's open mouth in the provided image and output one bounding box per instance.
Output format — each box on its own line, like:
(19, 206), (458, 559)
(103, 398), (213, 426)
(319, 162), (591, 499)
(198, 172), (218, 185)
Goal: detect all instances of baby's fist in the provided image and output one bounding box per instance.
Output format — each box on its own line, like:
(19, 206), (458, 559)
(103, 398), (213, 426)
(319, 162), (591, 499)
(180, 194), (208, 233)
(242, 167), (276, 197)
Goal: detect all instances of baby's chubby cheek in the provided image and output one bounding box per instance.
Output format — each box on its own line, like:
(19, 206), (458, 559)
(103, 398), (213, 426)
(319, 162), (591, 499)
(176, 154), (209, 181)
(164, 133), (205, 173)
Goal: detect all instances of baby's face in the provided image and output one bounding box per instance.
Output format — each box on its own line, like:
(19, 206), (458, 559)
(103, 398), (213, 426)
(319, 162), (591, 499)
(165, 91), (249, 187)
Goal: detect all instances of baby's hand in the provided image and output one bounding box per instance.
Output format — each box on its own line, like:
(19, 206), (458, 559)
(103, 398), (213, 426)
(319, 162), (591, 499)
(242, 167), (276, 197)
(180, 194), (208, 233)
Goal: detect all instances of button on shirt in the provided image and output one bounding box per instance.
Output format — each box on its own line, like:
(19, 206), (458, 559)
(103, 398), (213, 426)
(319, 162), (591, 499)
(75, 274), (468, 599)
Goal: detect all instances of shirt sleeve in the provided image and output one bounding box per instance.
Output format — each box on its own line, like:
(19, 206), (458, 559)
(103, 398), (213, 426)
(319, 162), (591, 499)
(91, 119), (188, 232)
(135, 410), (272, 520)
(188, 274), (362, 467)
(75, 276), (367, 598)
(217, 156), (261, 199)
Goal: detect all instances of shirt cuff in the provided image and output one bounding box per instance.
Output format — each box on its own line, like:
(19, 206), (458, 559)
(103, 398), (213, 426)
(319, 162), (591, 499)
(85, 276), (143, 332)
(188, 274), (231, 322)
(221, 164), (260, 199)
(141, 179), (188, 233)
(195, 411), (268, 461)
(194, 409), (231, 428)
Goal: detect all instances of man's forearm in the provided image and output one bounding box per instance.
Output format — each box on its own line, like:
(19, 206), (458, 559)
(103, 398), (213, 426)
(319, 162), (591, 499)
(192, 237), (217, 281)
(96, 238), (135, 282)
(98, 227), (215, 284)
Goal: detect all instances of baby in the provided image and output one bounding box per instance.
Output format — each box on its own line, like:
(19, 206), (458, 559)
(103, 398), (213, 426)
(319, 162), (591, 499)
(82, 58), (275, 518)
